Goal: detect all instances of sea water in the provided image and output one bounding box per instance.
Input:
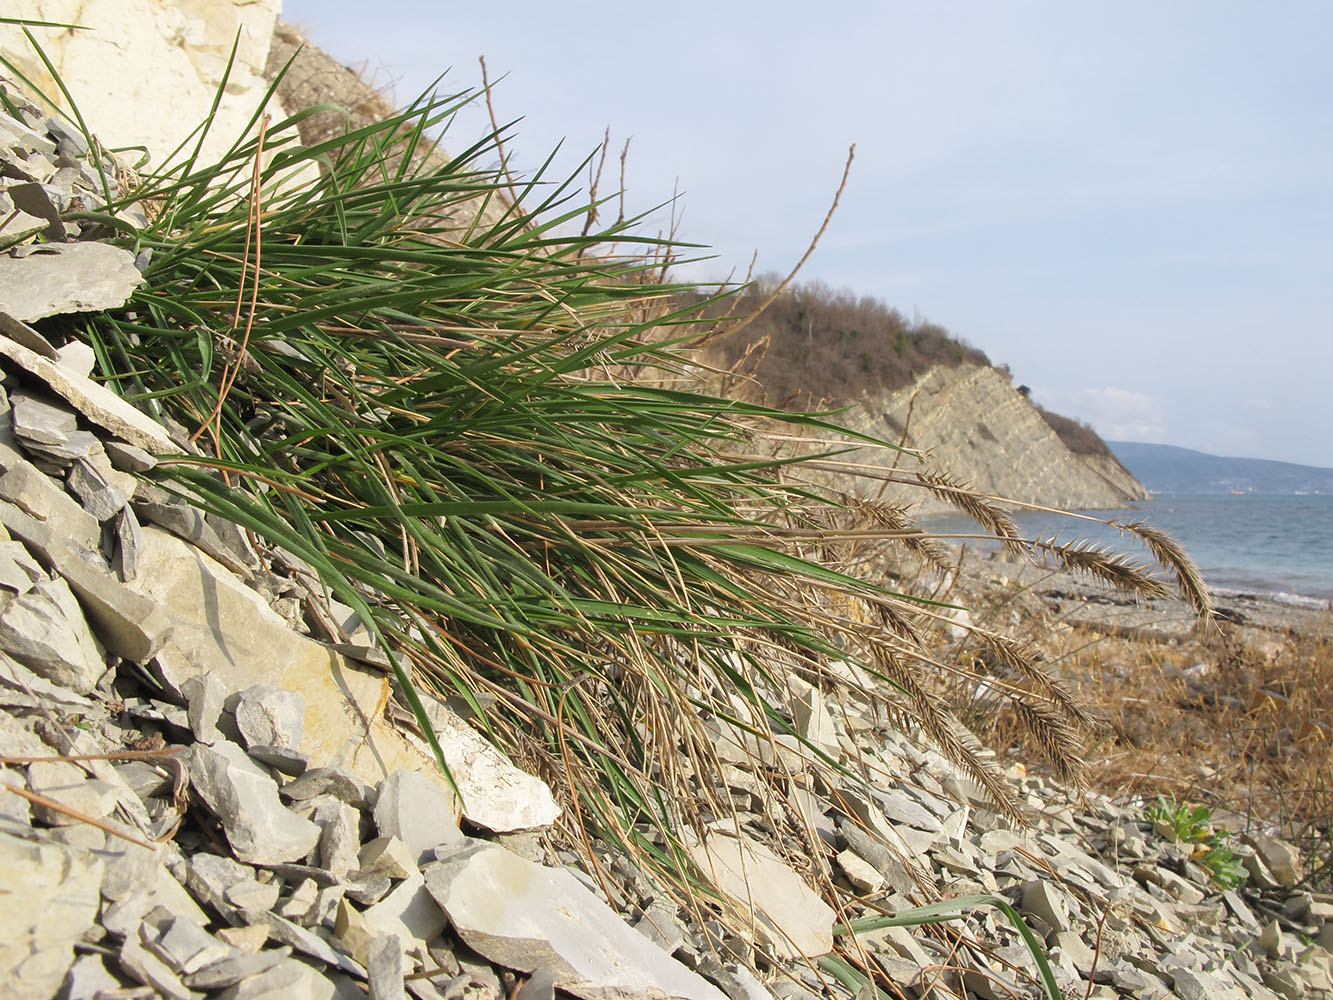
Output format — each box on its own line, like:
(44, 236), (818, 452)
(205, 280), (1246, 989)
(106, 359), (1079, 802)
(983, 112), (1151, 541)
(927, 493), (1333, 605)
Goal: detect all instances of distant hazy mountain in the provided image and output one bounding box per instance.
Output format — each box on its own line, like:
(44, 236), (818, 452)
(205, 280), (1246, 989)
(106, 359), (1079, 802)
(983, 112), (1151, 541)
(1109, 441), (1333, 494)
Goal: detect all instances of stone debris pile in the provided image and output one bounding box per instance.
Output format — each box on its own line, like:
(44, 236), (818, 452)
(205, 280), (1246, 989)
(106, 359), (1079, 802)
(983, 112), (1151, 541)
(3, 76), (1333, 1000)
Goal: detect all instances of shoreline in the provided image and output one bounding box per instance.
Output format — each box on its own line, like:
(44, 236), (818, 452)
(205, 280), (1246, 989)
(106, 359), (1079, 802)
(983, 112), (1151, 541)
(941, 545), (1333, 645)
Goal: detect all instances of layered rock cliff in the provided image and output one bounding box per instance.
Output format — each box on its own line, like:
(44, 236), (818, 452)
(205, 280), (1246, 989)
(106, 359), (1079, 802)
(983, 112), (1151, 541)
(811, 363), (1149, 512)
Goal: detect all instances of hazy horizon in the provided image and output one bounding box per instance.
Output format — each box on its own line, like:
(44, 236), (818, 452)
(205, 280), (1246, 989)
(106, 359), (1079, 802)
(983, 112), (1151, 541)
(283, 1), (1333, 467)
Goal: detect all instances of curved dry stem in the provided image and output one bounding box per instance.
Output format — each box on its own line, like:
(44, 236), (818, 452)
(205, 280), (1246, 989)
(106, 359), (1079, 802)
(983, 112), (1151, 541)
(699, 144), (856, 347)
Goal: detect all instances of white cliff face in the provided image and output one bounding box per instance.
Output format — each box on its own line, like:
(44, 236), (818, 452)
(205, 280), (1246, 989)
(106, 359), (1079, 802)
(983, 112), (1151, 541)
(825, 363), (1149, 512)
(2, 1), (288, 174)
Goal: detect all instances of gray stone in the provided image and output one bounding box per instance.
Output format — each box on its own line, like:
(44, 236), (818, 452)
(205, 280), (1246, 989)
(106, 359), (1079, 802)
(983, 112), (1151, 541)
(359, 836), (420, 881)
(59, 953), (123, 999)
(0, 763), (31, 831)
(0, 327), (181, 454)
(24, 428), (100, 465)
(1021, 879), (1072, 934)
(247, 909), (364, 978)
(26, 760), (120, 824)
(276, 878), (321, 923)
(1245, 833), (1303, 887)
(183, 672), (228, 744)
(345, 873), (394, 905)
(234, 684), (305, 751)
(248, 744), (311, 775)
(216, 957), (320, 999)
(5, 181), (63, 241)
(361, 871), (448, 957)
(368, 934), (407, 1000)
(788, 680), (839, 753)
(411, 694), (561, 832)
(55, 339), (96, 378)
(67, 456), (130, 520)
(104, 439), (157, 472)
(118, 927), (200, 1000)
(1170, 967), (1249, 1000)
(836, 849), (885, 893)
(374, 768), (462, 863)
(149, 914), (237, 976)
(871, 787), (944, 833)
(1050, 930), (1096, 974)
(0, 830), (104, 998)
(114, 503), (142, 581)
(836, 819), (924, 896)
(0, 538), (44, 593)
(134, 500), (259, 578)
(634, 902), (686, 955)
(0, 502), (173, 662)
(225, 876), (283, 913)
(10, 391), (77, 445)
(425, 839), (728, 1000)
(186, 852), (260, 920)
(189, 741), (321, 865)
(0, 201), (49, 246)
(0, 242), (144, 322)
(281, 766), (374, 808)
(0, 460), (101, 551)
(0, 576), (106, 693)
(0, 650), (95, 707)
(515, 967), (556, 1000)
(185, 947), (292, 990)
(125, 524), (446, 792)
(314, 798), (362, 879)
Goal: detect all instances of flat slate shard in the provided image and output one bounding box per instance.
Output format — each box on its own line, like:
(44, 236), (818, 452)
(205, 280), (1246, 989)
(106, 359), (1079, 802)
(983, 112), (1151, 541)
(0, 575), (107, 694)
(424, 840), (727, 1000)
(683, 823), (836, 960)
(372, 768), (462, 863)
(415, 696), (562, 832)
(0, 502), (173, 663)
(0, 320), (181, 455)
(0, 242), (144, 322)
(189, 741), (321, 866)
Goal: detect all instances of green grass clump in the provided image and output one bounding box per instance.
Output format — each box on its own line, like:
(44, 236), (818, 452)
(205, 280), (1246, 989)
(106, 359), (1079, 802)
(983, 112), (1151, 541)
(53, 63), (1030, 899)
(0, 36), (1211, 992)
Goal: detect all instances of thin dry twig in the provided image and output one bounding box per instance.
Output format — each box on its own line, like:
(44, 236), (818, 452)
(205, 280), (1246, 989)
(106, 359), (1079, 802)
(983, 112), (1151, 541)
(190, 112), (269, 457)
(1, 781), (158, 850)
(581, 126), (611, 238)
(700, 144), (856, 346)
(479, 55), (519, 206)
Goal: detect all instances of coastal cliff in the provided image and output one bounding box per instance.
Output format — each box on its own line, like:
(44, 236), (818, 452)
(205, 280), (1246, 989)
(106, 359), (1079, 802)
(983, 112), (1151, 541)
(840, 362), (1149, 511)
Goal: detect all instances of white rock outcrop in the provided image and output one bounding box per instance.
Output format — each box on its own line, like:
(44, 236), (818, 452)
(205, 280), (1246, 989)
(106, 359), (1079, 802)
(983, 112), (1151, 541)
(2, 1), (291, 174)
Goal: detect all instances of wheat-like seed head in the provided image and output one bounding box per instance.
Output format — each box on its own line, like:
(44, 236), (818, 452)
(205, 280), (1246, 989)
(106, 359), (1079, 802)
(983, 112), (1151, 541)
(1115, 519), (1218, 627)
(917, 470), (1025, 555)
(1033, 536), (1172, 601)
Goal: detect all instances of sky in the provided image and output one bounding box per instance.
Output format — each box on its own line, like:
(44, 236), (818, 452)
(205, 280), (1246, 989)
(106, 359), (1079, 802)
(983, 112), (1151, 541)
(282, 1), (1333, 468)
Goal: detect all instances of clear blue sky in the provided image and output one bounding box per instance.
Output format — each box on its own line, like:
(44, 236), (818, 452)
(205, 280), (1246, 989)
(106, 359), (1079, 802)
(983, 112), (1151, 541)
(283, 1), (1333, 468)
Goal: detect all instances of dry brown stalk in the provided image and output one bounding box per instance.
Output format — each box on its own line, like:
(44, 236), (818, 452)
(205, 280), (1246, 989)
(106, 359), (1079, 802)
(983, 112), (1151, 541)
(1031, 536), (1171, 601)
(190, 111), (269, 461)
(0, 781), (157, 849)
(698, 143), (856, 347)
(581, 125), (611, 238)
(478, 55), (519, 206)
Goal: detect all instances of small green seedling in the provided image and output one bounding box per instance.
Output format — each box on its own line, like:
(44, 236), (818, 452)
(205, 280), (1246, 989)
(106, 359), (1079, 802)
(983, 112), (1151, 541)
(1146, 796), (1248, 890)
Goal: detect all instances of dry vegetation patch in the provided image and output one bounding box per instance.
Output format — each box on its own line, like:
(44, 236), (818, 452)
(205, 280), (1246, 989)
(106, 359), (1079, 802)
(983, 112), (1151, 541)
(958, 597), (1333, 888)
